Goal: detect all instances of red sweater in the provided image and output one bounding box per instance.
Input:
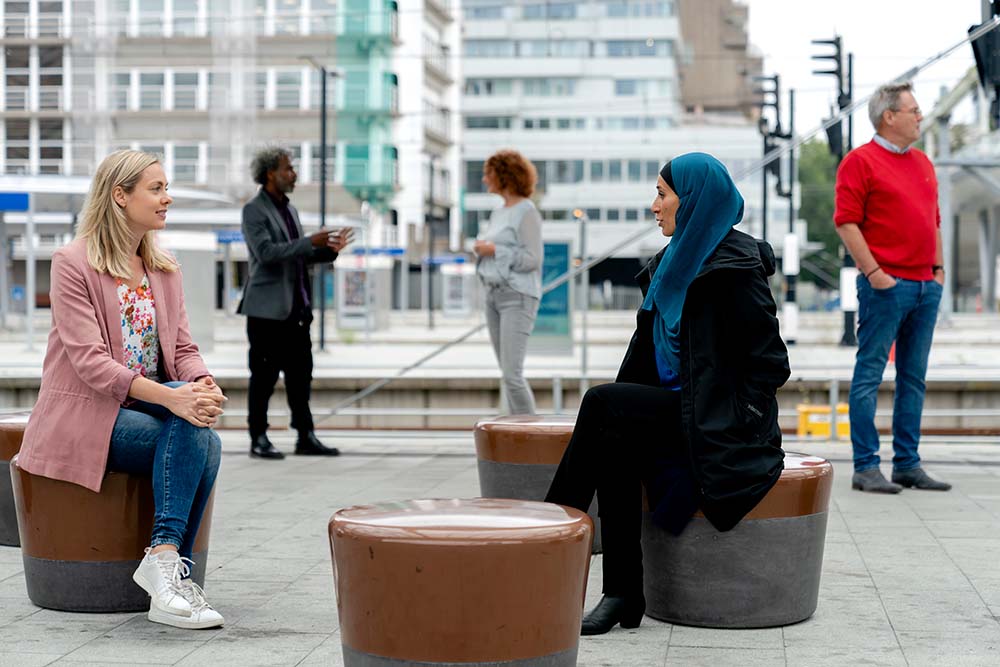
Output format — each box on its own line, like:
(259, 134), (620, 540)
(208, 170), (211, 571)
(834, 140), (940, 281)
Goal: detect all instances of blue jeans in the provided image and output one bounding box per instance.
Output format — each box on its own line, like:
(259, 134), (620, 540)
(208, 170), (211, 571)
(107, 381), (222, 559)
(850, 276), (942, 473)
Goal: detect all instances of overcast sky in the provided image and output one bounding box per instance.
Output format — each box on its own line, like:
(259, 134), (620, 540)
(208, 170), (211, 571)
(745, 0), (985, 143)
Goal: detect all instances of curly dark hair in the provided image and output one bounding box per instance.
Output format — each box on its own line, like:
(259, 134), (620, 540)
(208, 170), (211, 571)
(485, 150), (537, 197)
(250, 146), (292, 186)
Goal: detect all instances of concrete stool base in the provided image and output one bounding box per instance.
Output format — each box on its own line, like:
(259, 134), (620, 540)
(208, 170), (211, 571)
(11, 455), (213, 613)
(0, 412), (30, 546)
(474, 415), (601, 553)
(23, 552), (208, 613)
(640, 453), (833, 629)
(342, 644), (578, 667)
(641, 513), (828, 628)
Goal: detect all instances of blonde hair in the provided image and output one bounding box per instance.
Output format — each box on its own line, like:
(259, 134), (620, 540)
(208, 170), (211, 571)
(77, 149), (177, 278)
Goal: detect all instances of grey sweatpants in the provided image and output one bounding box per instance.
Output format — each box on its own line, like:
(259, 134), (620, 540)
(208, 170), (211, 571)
(484, 286), (540, 415)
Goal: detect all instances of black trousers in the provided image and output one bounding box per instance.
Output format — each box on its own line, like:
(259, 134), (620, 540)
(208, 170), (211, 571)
(246, 314), (315, 438)
(545, 382), (684, 597)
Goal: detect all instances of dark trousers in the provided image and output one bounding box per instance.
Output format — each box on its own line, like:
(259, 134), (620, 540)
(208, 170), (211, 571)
(546, 382), (684, 597)
(247, 314), (315, 438)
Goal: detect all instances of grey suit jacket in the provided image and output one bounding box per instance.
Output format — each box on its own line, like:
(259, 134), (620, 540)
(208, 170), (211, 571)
(237, 189), (338, 320)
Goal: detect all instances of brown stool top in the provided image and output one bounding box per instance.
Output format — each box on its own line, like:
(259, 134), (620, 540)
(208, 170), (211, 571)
(0, 411), (30, 461)
(474, 414), (576, 464)
(10, 454), (213, 561)
(693, 452), (833, 521)
(330, 497), (590, 545)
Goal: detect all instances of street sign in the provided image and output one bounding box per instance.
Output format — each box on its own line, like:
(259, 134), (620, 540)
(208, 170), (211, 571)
(215, 230), (243, 244)
(0, 192), (29, 212)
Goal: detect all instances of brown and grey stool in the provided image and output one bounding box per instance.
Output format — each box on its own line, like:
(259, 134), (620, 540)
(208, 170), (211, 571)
(10, 454), (214, 612)
(0, 411), (30, 546)
(641, 452), (834, 628)
(474, 415), (601, 552)
(329, 498), (592, 666)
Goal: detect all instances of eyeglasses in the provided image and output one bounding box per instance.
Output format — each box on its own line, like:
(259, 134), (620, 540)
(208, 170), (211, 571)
(891, 106), (922, 117)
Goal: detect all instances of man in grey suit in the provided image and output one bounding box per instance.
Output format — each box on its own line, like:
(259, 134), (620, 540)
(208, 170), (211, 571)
(239, 146), (352, 459)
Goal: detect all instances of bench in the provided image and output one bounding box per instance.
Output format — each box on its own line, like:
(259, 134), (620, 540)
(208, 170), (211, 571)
(474, 415), (602, 553)
(0, 412), (30, 546)
(329, 498), (592, 666)
(641, 452), (834, 628)
(10, 454), (214, 612)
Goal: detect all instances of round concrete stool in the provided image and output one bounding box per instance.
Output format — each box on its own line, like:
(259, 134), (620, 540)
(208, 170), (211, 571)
(0, 412), (30, 546)
(474, 415), (601, 553)
(10, 454), (214, 612)
(641, 452), (834, 628)
(329, 498), (593, 666)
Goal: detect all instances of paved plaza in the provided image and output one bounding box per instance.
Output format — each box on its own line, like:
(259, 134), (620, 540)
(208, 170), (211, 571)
(1, 431), (999, 666)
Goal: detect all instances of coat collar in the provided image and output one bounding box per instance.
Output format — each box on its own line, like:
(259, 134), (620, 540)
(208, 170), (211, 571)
(256, 189), (292, 242)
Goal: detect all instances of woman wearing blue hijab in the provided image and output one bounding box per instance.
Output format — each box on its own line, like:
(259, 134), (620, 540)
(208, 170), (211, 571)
(546, 153), (790, 635)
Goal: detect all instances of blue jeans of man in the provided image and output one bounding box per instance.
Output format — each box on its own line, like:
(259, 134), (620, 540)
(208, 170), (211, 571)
(107, 381), (222, 559)
(850, 276), (942, 473)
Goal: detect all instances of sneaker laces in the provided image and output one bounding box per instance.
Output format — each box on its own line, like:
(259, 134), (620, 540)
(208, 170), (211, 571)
(148, 549), (193, 596)
(179, 579), (213, 612)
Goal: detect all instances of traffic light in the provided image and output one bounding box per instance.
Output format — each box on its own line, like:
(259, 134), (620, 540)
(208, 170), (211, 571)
(812, 37), (850, 161)
(825, 120), (844, 161)
(971, 21), (1000, 89)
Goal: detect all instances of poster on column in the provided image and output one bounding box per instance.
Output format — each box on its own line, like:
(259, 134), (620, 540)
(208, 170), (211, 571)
(528, 240), (573, 355)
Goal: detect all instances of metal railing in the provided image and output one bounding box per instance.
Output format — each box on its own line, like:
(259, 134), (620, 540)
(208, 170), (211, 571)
(4, 87), (29, 111)
(2, 13), (65, 38)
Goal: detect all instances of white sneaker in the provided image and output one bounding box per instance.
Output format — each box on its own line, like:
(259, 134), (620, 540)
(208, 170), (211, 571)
(132, 548), (193, 617)
(148, 579), (225, 629)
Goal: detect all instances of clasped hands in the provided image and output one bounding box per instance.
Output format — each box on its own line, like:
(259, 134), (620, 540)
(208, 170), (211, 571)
(309, 227), (355, 252)
(169, 377), (227, 428)
(472, 240), (496, 257)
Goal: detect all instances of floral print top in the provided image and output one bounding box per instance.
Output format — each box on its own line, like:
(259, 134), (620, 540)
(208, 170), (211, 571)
(117, 274), (159, 381)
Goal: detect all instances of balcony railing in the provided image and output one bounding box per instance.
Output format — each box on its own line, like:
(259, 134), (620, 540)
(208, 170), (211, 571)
(38, 86), (63, 110)
(2, 13), (66, 38)
(5, 87), (29, 111)
(424, 106), (451, 140)
(275, 85), (301, 109)
(139, 87), (163, 110)
(342, 84), (398, 113)
(173, 85), (200, 110)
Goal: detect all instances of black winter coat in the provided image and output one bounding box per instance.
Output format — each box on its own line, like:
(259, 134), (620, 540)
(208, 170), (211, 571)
(616, 228), (790, 532)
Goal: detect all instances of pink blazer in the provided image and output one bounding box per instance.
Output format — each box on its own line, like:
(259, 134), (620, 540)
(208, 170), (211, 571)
(18, 238), (210, 492)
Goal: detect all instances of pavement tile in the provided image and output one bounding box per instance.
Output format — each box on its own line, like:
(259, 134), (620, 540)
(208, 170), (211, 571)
(783, 644), (907, 666)
(668, 625), (783, 649)
(172, 627), (327, 666)
(896, 629), (1000, 667)
(60, 636), (200, 664)
(578, 631), (669, 666)
(664, 647), (785, 666)
(878, 589), (997, 634)
(0, 654), (62, 667)
(296, 635), (346, 667)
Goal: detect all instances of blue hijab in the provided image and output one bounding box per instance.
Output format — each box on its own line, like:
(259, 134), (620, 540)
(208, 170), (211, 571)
(641, 152), (745, 382)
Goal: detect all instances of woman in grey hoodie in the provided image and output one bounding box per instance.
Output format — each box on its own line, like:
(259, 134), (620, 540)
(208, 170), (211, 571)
(474, 150), (544, 414)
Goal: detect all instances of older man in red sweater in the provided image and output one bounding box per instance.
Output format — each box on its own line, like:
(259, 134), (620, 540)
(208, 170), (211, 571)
(834, 81), (950, 494)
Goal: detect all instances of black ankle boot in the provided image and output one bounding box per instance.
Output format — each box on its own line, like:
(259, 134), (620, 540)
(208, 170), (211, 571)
(581, 594), (646, 635)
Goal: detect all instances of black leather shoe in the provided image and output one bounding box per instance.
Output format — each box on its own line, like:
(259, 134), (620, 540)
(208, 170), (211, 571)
(295, 431), (340, 456)
(892, 467), (951, 491)
(581, 594), (645, 635)
(249, 434), (285, 460)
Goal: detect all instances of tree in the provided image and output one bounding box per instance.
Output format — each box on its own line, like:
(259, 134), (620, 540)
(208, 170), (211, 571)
(797, 139), (840, 285)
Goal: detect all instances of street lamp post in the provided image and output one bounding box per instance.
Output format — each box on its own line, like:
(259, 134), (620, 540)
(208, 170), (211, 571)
(301, 57), (341, 350)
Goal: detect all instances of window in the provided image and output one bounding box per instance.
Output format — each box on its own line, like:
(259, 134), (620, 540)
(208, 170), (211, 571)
(5, 119), (29, 174)
(464, 79), (512, 96)
(465, 5), (503, 19)
(173, 72), (199, 109)
(466, 116), (512, 129)
(625, 209), (640, 221)
(605, 0), (672, 17)
(276, 71), (301, 109)
(522, 78), (576, 96)
(627, 160), (642, 181)
(607, 208), (621, 222)
(556, 118), (571, 130)
(139, 72), (164, 109)
(590, 161), (604, 182)
(585, 208), (600, 221)
(645, 160), (660, 179)
(209, 71), (229, 108)
(113, 72), (131, 109)
(608, 160), (622, 182)
(523, 2), (576, 19)
(615, 80), (638, 96)
(174, 0), (199, 35)
(138, 0), (164, 36)
(553, 160), (583, 183)
(520, 40), (589, 57)
(464, 40), (515, 58)
(255, 71), (267, 109)
(465, 160), (485, 193)
(275, 0), (301, 34)
(606, 40), (672, 57)
(173, 144), (199, 181)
